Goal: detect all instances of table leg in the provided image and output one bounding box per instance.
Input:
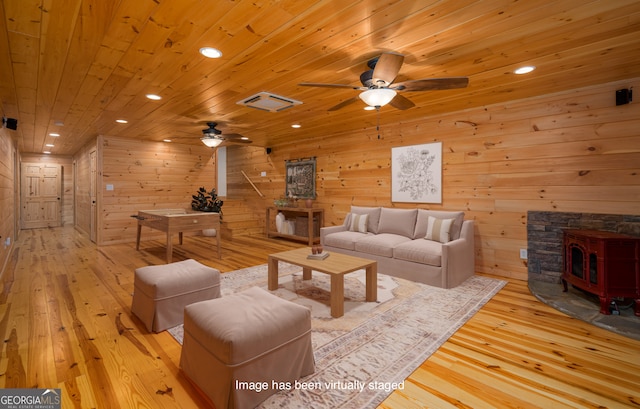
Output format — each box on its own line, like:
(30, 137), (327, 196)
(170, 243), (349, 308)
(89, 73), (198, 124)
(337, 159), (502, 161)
(268, 257), (279, 290)
(366, 264), (378, 302)
(166, 233), (173, 264)
(216, 226), (221, 259)
(303, 267), (312, 280)
(330, 274), (345, 318)
(136, 224), (142, 250)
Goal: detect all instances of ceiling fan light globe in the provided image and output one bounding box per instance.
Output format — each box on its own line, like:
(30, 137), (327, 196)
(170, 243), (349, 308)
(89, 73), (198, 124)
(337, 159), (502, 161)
(201, 136), (223, 147)
(359, 88), (397, 107)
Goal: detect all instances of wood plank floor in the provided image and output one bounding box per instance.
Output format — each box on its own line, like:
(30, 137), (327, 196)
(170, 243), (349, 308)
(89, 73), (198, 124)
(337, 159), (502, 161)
(1, 226), (638, 408)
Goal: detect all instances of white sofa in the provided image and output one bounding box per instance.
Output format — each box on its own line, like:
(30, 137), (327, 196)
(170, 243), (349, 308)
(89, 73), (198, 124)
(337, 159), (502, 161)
(320, 206), (475, 288)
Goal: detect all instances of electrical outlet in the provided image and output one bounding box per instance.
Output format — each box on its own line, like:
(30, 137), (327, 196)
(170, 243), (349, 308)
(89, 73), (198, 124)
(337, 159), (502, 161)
(519, 248), (528, 260)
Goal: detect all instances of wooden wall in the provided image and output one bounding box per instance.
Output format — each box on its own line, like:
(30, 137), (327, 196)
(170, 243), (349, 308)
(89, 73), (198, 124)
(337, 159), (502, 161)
(227, 77), (640, 281)
(96, 136), (217, 245)
(20, 153), (74, 226)
(0, 128), (17, 276)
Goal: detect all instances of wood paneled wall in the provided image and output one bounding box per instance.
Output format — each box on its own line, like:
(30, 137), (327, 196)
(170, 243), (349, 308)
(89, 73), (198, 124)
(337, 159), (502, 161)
(0, 129), (17, 276)
(96, 136), (217, 245)
(20, 153), (74, 226)
(227, 77), (640, 281)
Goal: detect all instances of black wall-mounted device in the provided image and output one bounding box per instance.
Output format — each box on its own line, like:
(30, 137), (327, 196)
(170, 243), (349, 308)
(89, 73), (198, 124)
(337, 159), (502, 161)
(615, 88), (632, 106)
(2, 117), (18, 130)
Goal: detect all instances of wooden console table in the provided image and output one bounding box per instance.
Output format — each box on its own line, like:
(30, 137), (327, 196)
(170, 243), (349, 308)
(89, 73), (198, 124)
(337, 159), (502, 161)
(135, 209), (221, 263)
(266, 206), (323, 246)
(562, 229), (640, 315)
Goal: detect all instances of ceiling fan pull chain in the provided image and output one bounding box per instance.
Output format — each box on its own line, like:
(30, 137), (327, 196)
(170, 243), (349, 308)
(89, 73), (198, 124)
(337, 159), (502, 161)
(376, 106), (381, 139)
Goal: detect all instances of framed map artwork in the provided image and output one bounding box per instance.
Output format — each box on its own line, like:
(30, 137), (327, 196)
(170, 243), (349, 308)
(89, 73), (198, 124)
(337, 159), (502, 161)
(391, 142), (442, 203)
(285, 157), (316, 199)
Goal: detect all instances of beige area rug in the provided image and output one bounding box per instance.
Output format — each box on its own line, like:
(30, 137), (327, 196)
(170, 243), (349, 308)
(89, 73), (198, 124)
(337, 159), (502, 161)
(168, 263), (506, 408)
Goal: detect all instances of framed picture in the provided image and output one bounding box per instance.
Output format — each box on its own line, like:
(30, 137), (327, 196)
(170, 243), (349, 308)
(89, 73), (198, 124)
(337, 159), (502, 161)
(391, 142), (442, 203)
(285, 158), (316, 199)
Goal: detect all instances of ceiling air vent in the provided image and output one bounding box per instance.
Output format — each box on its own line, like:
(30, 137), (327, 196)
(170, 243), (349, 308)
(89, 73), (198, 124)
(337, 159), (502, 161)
(237, 92), (302, 112)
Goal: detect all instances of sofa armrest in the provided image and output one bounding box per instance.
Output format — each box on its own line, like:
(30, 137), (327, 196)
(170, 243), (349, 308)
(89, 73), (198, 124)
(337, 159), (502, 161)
(320, 224), (348, 245)
(441, 220), (475, 288)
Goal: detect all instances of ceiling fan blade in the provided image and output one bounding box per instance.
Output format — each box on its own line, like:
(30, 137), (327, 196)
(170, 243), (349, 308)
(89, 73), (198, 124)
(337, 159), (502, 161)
(222, 133), (244, 139)
(393, 77), (469, 91)
(299, 82), (365, 90)
(328, 96), (359, 111)
(223, 133), (252, 143)
(389, 94), (415, 110)
(372, 52), (404, 85)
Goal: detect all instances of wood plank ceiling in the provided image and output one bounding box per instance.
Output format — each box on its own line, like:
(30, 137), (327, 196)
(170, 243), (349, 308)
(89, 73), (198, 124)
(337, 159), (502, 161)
(1, 0), (639, 155)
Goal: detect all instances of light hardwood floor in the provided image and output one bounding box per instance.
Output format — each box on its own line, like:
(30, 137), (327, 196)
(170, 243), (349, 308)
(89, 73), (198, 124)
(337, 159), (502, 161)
(1, 227), (638, 408)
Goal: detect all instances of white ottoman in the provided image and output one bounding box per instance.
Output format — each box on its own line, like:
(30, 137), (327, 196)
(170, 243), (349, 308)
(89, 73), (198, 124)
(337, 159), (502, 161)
(131, 259), (221, 332)
(180, 286), (315, 409)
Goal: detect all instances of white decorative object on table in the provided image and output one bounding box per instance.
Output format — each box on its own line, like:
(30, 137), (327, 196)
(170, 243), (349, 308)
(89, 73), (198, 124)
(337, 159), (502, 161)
(276, 211), (285, 232)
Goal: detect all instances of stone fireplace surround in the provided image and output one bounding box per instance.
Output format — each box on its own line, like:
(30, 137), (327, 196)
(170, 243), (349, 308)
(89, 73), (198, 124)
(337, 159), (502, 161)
(527, 211), (640, 284)
(526, 211), (640, 340)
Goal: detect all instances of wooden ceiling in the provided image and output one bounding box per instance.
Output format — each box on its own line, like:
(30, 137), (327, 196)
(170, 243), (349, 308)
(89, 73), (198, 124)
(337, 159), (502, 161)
(1, 0), (639, 155)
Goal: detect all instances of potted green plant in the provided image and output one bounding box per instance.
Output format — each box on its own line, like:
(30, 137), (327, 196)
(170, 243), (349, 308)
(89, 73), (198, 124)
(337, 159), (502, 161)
(191, 187), (223, 217)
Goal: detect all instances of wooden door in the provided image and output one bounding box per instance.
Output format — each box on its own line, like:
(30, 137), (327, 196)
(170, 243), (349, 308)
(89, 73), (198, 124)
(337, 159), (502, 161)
(21, 163), (62, 229)
(90, 150), (97, 242)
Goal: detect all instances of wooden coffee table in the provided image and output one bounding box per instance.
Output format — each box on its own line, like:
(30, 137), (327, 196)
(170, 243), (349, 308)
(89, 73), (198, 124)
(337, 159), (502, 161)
(267, 248), (377, 318)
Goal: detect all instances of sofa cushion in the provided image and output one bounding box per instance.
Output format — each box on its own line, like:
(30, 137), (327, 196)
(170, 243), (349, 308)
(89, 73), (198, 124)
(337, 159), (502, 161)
(350, 206), (382, 234)
(413, 209), (465, 240)
(349, 213), (369, 233)
(324, 231), (370, 251)
(425, 216), (453, 243)
(354, 234), (412, 258)
(394, 239), (443, 267)
(377, 208), (418, 238)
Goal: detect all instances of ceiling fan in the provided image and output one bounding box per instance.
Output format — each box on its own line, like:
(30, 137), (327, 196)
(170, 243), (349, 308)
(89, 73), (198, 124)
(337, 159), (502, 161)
(200, 122), (252, 147)
(299, 52), (469, 111)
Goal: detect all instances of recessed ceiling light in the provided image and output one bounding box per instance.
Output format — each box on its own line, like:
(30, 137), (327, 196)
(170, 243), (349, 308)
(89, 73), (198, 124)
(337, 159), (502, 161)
(514, 66), (536, 75)
(291, 124), (301, 128)
(364, 106), (376, 111)
(43, 151), (51, 154)
(45, 143), (54, 147)
(146, 94), (162, 100)
(163, 139), (172, 143)
(54, 121), (64, 126)
(199, 47), (222, 58)
(116, 119), (128, 124)
(49, 133), (60, 137)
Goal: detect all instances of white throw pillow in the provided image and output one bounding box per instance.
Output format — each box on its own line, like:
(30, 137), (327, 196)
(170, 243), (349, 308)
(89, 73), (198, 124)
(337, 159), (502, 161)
(349, 213), (369, 233)
(425, 216), (453, 243)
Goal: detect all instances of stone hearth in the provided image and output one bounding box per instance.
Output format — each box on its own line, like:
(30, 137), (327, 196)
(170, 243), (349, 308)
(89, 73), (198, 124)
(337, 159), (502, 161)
(527, 211), (640, 284)
(526, 211), (640, 340)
